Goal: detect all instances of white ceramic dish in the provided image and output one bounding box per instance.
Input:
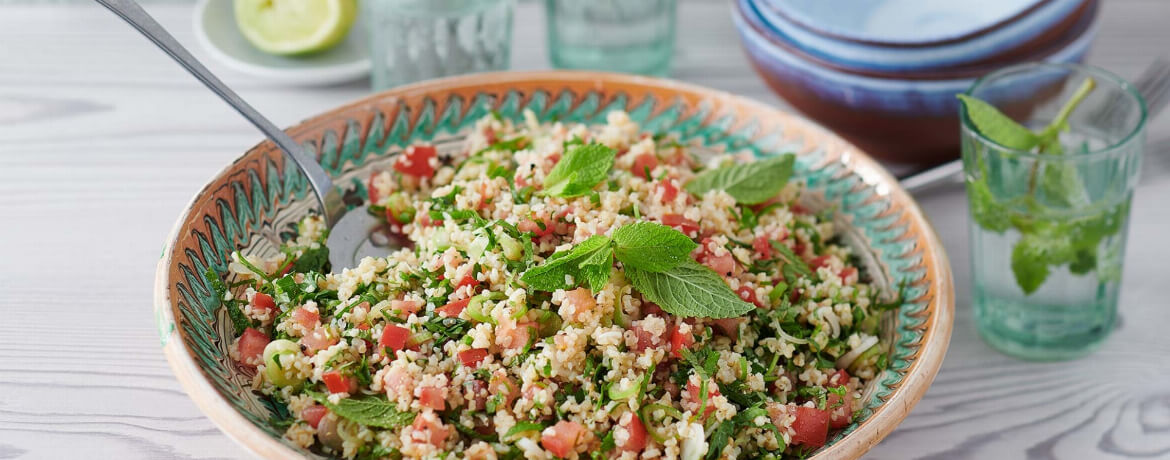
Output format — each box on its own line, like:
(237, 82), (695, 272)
(192, 0), (370, 86)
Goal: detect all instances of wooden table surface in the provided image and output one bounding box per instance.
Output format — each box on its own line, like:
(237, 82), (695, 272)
(2, 1), (1169, 459)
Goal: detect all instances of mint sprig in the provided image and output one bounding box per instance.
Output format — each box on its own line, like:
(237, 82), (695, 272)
(541, 142), (616, 197)
(520, 221), (754, 318)
(684, 154), (795, 204)
(304, 390), (415, 428)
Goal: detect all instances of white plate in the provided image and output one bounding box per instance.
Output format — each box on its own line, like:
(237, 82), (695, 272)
(193, 0), (371, 86)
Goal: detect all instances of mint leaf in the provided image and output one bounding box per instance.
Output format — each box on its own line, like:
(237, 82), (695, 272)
(207, 268), (250, 335)
(542, 143), (616, 197)
(504, 421), (547, 439)
(626, 259), (755, 318)
(1011, 236), (1051, 294)
(684, 154), (795, 205)
(768, 241), (814, 280)
(967, 178), (1012, 233)
(957, 94), (1039, 150)
(521, 235), (613, 292)
(305, 390), (415, 428)
(612, 222), (699, 272)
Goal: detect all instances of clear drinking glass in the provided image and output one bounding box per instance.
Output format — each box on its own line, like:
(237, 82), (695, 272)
(962, 63), (1146, 361)
(545, 0), (677, 76)
(366, 0), (515, 91)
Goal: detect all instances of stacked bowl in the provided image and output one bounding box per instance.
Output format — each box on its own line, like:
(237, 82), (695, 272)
(732, 0), (1099, 164)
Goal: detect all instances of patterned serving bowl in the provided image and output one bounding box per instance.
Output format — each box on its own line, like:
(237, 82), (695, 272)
(153, 71), (953, 459)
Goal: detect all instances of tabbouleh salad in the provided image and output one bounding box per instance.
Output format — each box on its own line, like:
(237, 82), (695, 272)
(215, 110), (896, 460)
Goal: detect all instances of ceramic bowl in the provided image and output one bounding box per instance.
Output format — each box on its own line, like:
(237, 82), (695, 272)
(154, 71), (954, 459)
(733, 0), (1097, 164)
(752, 0), (1092, 72)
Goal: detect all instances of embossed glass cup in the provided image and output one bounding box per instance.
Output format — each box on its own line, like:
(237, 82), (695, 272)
(366, 0), (515, 91)
(545, 0), (677, 76)
(961, 63), (1146, 361)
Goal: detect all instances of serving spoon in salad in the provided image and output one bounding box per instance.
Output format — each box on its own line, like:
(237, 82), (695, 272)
(97, 0), (385, 271)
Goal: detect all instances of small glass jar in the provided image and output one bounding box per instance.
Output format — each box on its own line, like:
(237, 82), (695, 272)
(366, 0), (515, 91)
(545, 0), (677, 76)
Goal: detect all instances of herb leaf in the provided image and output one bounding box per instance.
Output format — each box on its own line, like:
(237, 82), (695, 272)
(207, 268), (250, 335)
(626, 259), (755, 318)
(957, 94), (1040, 150)
(684, 154), (795, 205)
(504, 421), (547, 439)
(521, 235), (614, 292)
(612, 222), (698, 273)
(305, 390), (415, 428)
(292, 245), (330, 273)
(542, 143), (617, 197)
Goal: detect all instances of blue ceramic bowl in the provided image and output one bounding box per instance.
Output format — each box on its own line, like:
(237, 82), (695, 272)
(752, 0), (1091, 72)
(732, 0), (1097, 163)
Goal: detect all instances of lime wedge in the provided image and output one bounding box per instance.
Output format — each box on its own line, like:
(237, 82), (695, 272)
(234, 0), (357, 56)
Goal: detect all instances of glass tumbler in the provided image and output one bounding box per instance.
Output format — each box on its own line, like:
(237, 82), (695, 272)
(366, 0), (515, 91)
(545, 0), (677, 76)
(962, 63), (1146, 361)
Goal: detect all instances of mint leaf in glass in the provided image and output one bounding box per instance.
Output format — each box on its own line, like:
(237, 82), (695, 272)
(957, 94), (1040, 150)
(612, 221), (698, 272)
(542, 143), (616, 197)
(684, 154), (795, 204)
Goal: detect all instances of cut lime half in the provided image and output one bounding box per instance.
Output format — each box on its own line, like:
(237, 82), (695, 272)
(234, 0), (357, 56)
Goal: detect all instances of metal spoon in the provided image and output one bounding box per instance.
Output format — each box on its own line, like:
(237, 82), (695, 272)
(900, 58), (1170, 193)
(96, 0), (383, 271)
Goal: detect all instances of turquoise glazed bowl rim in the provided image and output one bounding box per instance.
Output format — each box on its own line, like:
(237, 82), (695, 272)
(154, 71), (954, 460)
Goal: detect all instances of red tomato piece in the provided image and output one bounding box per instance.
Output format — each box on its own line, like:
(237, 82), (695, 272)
(455, 274), (480, 289)
(669, 324), (694, 359)
(830, 369), (851, 387)
(735, 286), (759, 306)
(251, 292), (276, 313)
(621, 413), (648, 452)
(418, 385), (446, 410)
(641, 301), (667, 318)
(458, 348), (489, 368)
(752, 235), (773, 258)
(301, 327), (339, 356)
(393, 145), (437, 178)
(488, 371), (520, 409)
(711, 317), (745, 338)
(630, 153), (659, 179)
(810, 255), (832, 270)
(322, 371), (357, 394)
(518, 217), (556, 238)
(390, 299), (421, 317)
(300, 405), (328, 429)
(291, 307), (319, 330)
(839, 266), (857, 282)
(236, 327), (269, 366)
(661, 213), (700, 236)
(541, 420), (585, 458)
(367, 172), (382, 205)
(497, 321), (533, 350)
(684, 380), (720, 420)
(629, 322), (663, 352)
(656, 180), (678, 202)
(379, 324), (410, 352)
(702, 251), (737, 277)
(827, 392), (853, 429)
(791, 406), (830, 448)
(437, 297), (471, 318)
(411, 415), (450, 446)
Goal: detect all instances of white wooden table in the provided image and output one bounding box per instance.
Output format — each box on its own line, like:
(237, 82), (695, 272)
(2, 1), (1169, 459)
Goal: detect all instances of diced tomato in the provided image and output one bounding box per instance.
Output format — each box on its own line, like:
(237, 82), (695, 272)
(291, 307), (319, 330)
(367, 171), (382, 205)
(668, 324), (694, 359)
(458, 348), (489, 368)
(418, 385), (446, 410)
(711, 317), (745, 338)
(322, 371), (357, 394)
(684, 380), (720, 419)
(300, 404), (328, 429)
(518, 217), (556, 238)
(541, 420), (586, 458)
(629, 322), (664, 352)
(791, 203), (810, 215)
(752, 235), (773, 258)
(839, 266), (857, 282)
(735, 286), (759, 306)
(301, 327), (339, 356)
(488, 371), (520, 410)
(562, 288), (596, 323)
(411, 415), (450, 446)
(437, 297), (471, 318)
(393, 145), (437, 178)
(830, 369), (851, 387)
(251, 292), (276, 313)
(630, 153), (659, 179)
(827, 392), (852, 429)
(810, 255), (832, 270)
(390, 299), (421, 317)
(791, 406), (830, 448)
(379, 324), (410, 352)
(236, 327), (269, 366)
(701, 251), (737, 277)
(661, 213), (700, 236)
(656, 180), (678, 202)
(620, 413), (648, 452)
(384, 366), (414, 395)
(464, 379), (489, 410)
(641, 301), (667, 318)
(455, 274), (480, 289)
(497, 321), (533, 350)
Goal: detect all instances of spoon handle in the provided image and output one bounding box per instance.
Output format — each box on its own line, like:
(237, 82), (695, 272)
(95, 0), (341, 222)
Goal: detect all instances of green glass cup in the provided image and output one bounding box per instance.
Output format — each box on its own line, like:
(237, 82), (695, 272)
(545, 0), (677, 76)
(961, 63), (1146, 361)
